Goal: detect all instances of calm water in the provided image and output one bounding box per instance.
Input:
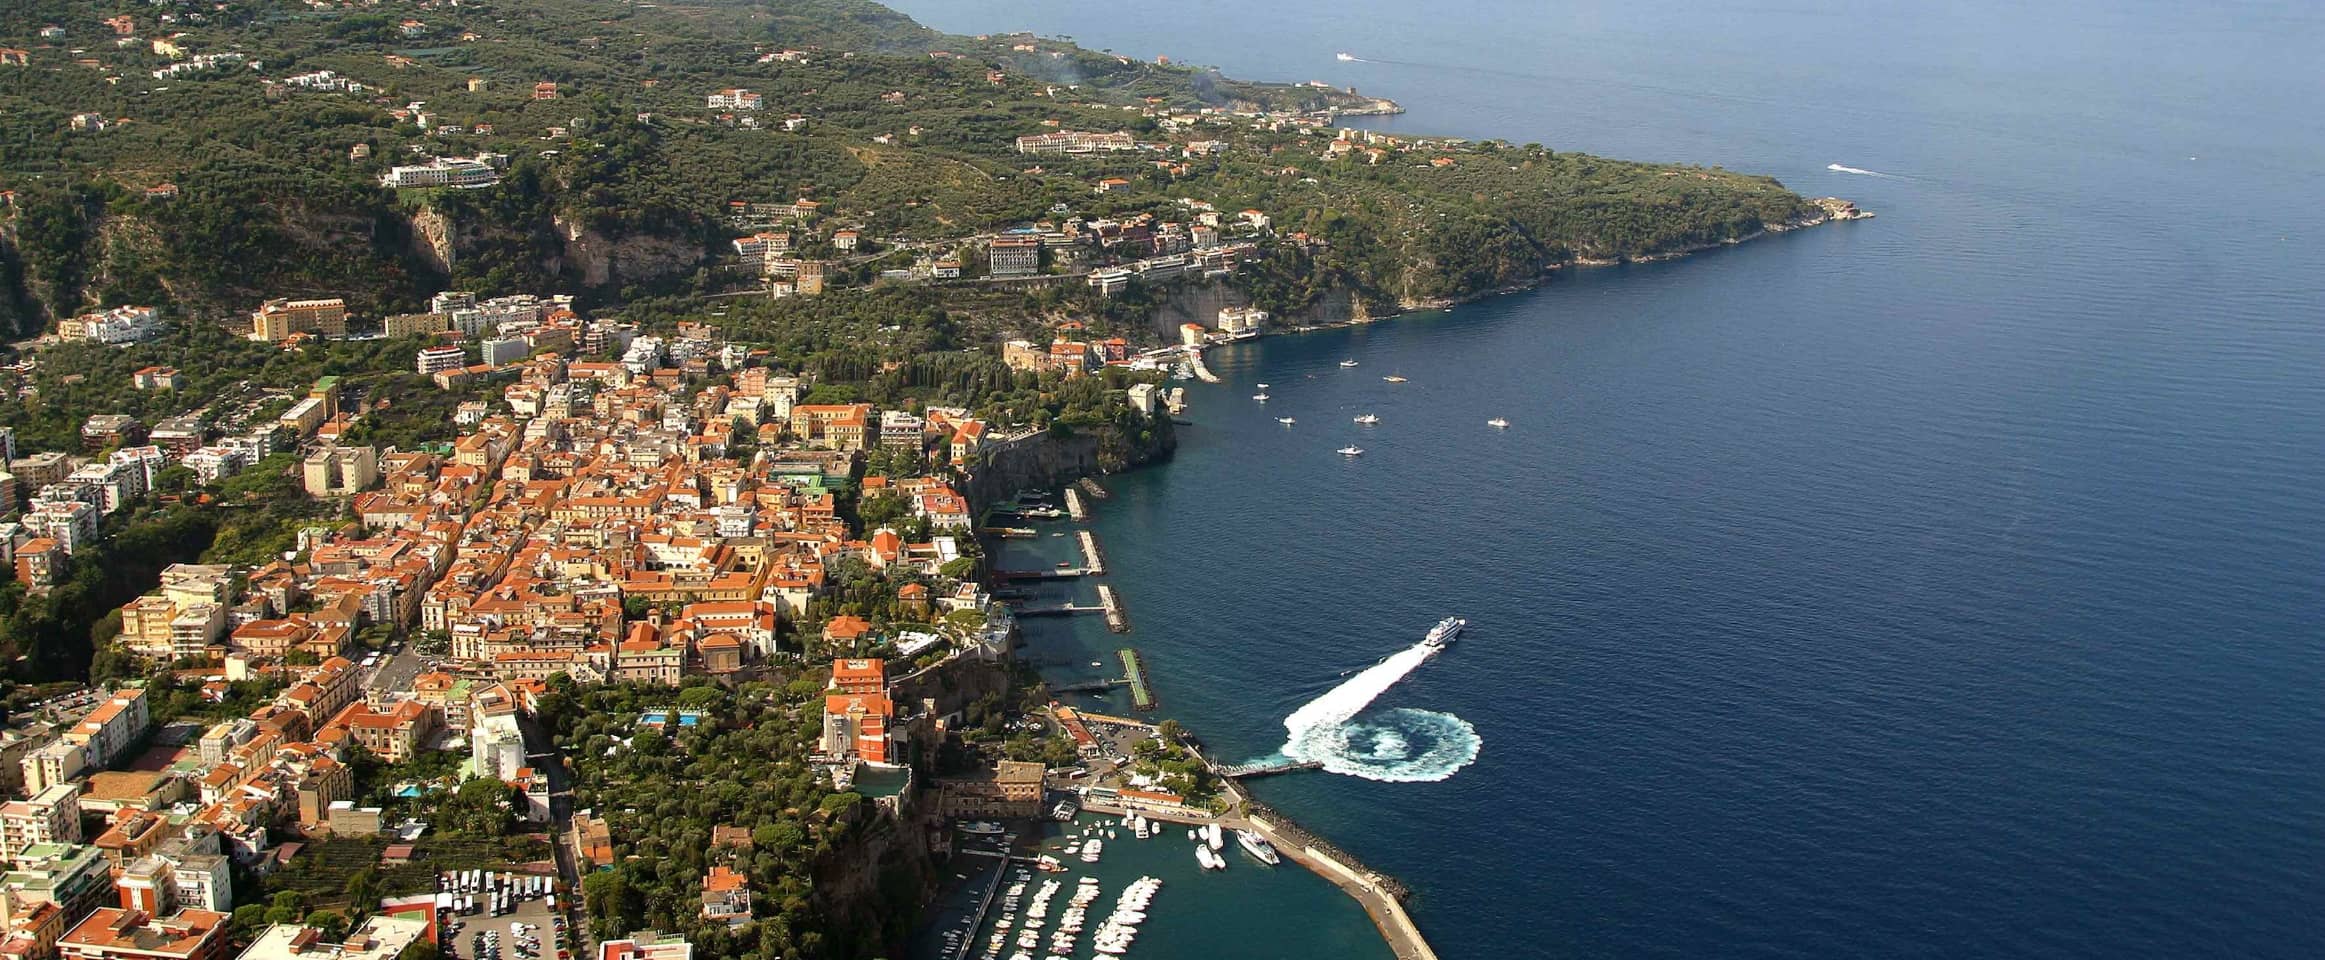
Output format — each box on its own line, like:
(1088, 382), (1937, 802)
(906, 0), (2325, 956)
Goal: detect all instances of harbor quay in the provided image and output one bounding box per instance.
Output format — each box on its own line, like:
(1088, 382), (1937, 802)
(1070, 794), (1437, 960)
(983, 480), (1431, 960)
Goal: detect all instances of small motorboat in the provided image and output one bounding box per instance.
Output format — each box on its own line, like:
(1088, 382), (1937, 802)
(1252, 393), (1270, 401)
(1488, 417), (1511, 428)
(1383, 375), (1408, 383)
(1337, 445), (1364, 456)
(1276, 417), (1295, 425)
(1353, 413), (1379, 424)
(1339, 359), (1359, 367)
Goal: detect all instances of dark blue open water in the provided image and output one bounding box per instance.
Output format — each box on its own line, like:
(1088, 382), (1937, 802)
(897, 0), (2325, 955)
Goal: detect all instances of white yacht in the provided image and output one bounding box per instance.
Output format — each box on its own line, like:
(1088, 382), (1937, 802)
(1338, 445), (1364, 456)
(1488, 417), (1511, 428)
(1252, 392), (1270, 401)
(1339, 359), (1360, 367)
(1277, 417), (1296, 425)
(1236, 829), (1282, 865)
(1353, 413), (1380, 424)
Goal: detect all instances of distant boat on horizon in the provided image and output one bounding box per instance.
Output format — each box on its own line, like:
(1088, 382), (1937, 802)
(1383, 375), (1408, 383)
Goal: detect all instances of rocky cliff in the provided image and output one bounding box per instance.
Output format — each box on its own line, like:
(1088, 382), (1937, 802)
(961, 417), (1176, 513)
(1149, 279), (1365, 339)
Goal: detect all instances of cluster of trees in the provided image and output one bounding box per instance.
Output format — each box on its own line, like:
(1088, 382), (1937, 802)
(544, 679), (914, 959)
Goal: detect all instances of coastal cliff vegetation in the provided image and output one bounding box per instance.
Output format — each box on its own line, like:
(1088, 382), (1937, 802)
(3, 0), (1818, 338)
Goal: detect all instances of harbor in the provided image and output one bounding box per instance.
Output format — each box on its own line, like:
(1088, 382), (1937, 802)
(943, 812), (1396, 960)
(968, 474), (1433, 960)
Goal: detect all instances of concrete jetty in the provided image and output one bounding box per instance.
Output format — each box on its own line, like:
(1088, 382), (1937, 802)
(1078, 529), (1105, 575)
(1065, 486), (1090, 521)
(1097, 584), (1129, 633)
(1244, 811), (1438, 960)
(1189, 347), (1222, 383)
(1115, 645), (1153, 707)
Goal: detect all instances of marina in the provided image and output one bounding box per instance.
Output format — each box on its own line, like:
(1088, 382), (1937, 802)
(944, 813), (1394, 960)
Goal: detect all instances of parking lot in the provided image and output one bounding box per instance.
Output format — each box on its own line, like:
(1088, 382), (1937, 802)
(436, 872), (571, 960)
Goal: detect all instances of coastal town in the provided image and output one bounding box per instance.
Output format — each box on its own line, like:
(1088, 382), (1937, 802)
(0, 1), (1873, 959)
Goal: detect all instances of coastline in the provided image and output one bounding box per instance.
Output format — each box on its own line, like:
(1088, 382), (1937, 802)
(969, 194), (1875, 959)
(1274, 198), (1871, 326)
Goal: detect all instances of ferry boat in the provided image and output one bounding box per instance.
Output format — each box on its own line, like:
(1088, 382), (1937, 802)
(1353, 413), (1380, 424)
(1422, 616), (1466, 651)
(1487, 417), (1510, 428)
(1339, 359), (1360, 367)
(1382, 375), (1408, 383)
(1236, 829), (1282, 865)
(1337, 445), (1364, 456)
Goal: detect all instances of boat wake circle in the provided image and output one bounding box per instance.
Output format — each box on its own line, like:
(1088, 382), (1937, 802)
(1285, 707), (1481, 783)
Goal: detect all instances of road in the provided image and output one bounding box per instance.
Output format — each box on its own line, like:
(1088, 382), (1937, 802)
(520, 713), (593, 956)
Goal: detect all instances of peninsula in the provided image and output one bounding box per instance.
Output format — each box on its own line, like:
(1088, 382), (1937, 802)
(0, 1), (1865, 960)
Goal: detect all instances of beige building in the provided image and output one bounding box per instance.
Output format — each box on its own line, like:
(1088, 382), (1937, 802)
(302, 446), (379, 498)
(250, 299), (348, 340)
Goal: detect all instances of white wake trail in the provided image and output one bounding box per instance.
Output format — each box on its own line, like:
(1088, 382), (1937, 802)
(1827, 163), (1894, 178)
(1276, 637), (1482, 782)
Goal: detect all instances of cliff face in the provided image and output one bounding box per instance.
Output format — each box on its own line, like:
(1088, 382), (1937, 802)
(812, 811), (939, 958)
(961, 417), (1176, 512)
(1149, 279), (1362, 338)
(554, 214), (705, 289)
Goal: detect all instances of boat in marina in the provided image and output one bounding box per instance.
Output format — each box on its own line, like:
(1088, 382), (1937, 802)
(1338, 445), (1364, 456)
(1195, 845), (1225, 870)
(961, 821), (1005, 835)
(1236, 829), (1282, 865)
(1354, 413), (1380, 424)
(1205, 822), (1224, 850)
(1080, 839), (1103, 863)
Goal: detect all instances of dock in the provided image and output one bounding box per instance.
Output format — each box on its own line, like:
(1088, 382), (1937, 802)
(1242, 805), (1437, 960)
(1064, 487), (1089, 522)
(1016, 602), (1105, 617)
(1078, 529), (1105, 575)
(995, 567), (1089, 581)
(1217, 758), (1326, 779)
(1116, 646), (1153, 709)
(1097, 584), (1129, 634)
(1188, 348), (1222, 383)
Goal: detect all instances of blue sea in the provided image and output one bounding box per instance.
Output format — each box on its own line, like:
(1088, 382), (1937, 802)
(896, 0), (2325, 956)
